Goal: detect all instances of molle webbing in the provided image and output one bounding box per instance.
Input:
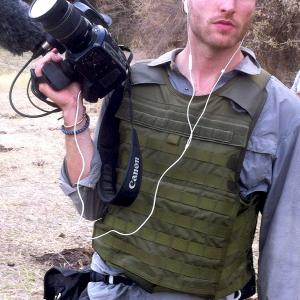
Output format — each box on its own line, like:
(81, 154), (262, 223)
(93, 62), (270, 299)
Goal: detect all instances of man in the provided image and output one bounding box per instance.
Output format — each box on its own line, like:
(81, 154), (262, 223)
(35, 0), (300, 299)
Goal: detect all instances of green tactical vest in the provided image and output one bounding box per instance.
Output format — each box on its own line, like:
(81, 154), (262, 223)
(93, 61), (270, 299)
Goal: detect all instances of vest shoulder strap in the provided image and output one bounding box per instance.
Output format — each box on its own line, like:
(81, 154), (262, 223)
(130, 60), (166, 85)
(217, 69), (271, 119)
(130, 61), (271, 119)
(130, 61), (270, 125)
(225, 69), (271, 185)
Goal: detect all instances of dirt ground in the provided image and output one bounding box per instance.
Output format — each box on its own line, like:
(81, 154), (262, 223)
(0, 49), (99, 299)
(0, 49), (259, 299)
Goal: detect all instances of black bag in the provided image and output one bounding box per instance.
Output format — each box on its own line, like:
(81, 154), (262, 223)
(44, 267), (91, 300)
(44, 267), (135, 300)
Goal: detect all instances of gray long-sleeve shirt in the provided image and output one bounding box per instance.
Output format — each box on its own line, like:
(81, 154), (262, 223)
(60, 48), (300, 300)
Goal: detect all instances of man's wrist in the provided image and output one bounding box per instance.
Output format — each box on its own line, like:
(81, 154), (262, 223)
(61, 114), (90, 135)
(63, 104), (86, 127)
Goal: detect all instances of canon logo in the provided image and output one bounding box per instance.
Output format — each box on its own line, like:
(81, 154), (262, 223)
(129, 157), (140, 190)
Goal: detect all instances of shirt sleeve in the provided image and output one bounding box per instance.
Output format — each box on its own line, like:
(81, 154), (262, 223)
(258, 118), (300, 297)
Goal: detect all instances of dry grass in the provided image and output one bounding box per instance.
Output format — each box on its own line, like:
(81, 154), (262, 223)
(0, 50), (98, 299)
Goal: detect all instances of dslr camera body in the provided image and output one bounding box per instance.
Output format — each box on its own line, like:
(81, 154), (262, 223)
(29, 0), (129, 102)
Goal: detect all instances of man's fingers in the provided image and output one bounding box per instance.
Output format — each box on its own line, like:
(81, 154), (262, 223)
(34, 50), (62, 77)
(38, 82), (52, 95)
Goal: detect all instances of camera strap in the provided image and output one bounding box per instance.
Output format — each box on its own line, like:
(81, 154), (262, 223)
(97, 55), (142, 207)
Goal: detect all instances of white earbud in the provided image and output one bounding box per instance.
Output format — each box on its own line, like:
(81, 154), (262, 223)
(183, 0), (188, 14)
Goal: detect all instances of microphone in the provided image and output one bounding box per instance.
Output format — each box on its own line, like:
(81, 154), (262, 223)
(0, 0), (46, 56)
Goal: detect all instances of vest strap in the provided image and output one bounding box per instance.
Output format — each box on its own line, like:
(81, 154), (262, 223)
(131, 61), (165, 85)
(232, 70), (271, 183)
(217, 70), (270, 118)
(90, 270), (134, 286)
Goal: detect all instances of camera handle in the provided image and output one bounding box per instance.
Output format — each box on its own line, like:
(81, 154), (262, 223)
(30, 60), (76, 102)
(42, 60), (75, 90)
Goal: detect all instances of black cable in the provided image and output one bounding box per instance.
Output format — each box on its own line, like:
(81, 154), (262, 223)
(26, 78), (53, 113)
(9, 55), (60, 118)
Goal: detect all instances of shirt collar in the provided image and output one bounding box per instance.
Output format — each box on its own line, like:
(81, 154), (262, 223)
(147, 47), (261, 76)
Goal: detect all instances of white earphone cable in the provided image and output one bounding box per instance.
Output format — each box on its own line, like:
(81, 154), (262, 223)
(72, 90), (87, 222)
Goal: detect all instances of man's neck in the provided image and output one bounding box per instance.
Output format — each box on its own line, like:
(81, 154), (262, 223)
(175, 43), (244, 95)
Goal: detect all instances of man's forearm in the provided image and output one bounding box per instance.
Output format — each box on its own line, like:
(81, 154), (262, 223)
(65, 129), (94, 185)
(63, 104), (94, 185)
(33, 50), (98, 186)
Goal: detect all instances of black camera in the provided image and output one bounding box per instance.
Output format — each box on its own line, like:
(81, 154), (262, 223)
(29, 0), (129, 102)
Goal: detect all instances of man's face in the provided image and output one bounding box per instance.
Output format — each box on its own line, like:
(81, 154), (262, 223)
(186, 0), (256, 50)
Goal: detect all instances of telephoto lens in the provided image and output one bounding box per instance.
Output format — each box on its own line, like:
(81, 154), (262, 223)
(29, 0), (93, 52)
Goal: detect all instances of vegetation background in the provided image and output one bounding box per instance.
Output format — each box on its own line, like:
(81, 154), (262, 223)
(96, 0), (299, 84)
(0, 0), (299, 299)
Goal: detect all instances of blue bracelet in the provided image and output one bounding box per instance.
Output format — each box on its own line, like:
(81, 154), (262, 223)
(61, 114), (90, 135)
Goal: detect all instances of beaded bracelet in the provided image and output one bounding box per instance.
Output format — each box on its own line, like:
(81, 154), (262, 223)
(61, 114), (90, 135)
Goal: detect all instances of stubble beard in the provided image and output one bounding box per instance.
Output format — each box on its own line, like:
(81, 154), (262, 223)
(190, 18), (252, 51)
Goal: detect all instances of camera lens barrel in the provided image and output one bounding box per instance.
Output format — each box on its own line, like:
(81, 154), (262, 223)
(30, 0), (93, 52)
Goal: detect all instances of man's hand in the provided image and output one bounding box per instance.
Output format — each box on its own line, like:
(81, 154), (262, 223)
(34, 49), (84, 124)
(34, 49), (94, 185)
